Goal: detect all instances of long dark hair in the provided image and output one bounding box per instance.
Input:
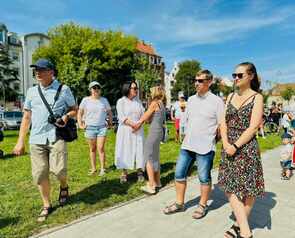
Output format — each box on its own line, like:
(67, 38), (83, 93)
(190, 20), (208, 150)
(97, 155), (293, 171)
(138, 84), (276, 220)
(237, 62), (260, 92)
(121, 81), (138, 97)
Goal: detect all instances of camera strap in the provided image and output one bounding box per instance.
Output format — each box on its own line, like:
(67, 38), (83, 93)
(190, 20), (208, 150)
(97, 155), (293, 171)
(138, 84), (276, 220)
(38, 83), (63, 118)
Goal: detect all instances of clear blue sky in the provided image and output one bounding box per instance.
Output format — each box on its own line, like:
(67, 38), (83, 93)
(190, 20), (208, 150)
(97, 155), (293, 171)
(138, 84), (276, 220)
(2, 0), (295, 88)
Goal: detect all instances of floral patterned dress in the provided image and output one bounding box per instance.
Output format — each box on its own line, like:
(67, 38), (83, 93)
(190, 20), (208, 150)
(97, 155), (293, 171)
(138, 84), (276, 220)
(218, 93), (265, 200)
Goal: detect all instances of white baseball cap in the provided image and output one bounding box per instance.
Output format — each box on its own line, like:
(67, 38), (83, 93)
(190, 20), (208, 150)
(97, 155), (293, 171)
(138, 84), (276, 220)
(88, 81), (102, 89)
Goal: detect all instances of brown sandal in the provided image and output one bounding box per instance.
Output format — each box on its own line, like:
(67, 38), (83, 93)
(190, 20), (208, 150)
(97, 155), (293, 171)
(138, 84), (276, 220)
(192, 204), (208, 219)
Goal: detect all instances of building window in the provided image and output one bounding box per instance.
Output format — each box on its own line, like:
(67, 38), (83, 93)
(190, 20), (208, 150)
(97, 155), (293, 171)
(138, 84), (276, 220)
(8, 35), (18, 45)
(150, 56), (154, 64)
(14, 83), (19, 91)
(154, 57), (158, 65)
(0, 31), (4, 43)
(10, 51), (19, 60)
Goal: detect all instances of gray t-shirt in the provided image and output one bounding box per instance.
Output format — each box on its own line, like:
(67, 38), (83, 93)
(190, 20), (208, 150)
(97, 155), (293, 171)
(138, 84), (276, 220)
(79, 97), (111, 127)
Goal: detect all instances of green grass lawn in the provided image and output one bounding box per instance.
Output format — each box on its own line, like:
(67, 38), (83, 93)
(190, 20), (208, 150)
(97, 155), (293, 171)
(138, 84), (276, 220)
(0, 124), (281, 238)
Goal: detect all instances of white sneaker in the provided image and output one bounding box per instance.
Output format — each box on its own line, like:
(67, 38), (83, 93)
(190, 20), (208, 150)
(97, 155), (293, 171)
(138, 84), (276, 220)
(140, 185), (156, 195)
(99, 169), (106, 176)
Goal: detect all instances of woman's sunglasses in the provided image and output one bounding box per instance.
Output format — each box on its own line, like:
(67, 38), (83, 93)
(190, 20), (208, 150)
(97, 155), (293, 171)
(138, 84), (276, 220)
(130, 86), (138, 90)
(232, 73), (244, 79)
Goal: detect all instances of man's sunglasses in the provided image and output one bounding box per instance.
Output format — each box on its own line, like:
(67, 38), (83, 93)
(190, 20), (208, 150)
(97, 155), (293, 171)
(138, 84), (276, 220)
(194, 79), (207, 83)
(232, 73), (244, 79)
(91, 86), (101, 90)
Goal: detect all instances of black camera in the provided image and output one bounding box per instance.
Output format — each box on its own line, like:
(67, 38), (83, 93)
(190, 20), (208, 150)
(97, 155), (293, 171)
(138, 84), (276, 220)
(48, 114), (65, 126)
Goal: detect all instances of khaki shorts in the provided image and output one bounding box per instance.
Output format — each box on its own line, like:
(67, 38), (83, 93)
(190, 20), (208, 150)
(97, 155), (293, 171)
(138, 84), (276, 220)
(30, 140), (68, 184)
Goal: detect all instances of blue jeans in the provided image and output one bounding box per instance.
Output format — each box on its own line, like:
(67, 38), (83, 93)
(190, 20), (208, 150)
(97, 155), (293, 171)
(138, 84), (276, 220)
(175, 149), (215, 185)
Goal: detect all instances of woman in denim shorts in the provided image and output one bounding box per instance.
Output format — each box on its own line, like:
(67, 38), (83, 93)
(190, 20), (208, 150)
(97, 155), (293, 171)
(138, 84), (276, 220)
(78, 81), (112, 176)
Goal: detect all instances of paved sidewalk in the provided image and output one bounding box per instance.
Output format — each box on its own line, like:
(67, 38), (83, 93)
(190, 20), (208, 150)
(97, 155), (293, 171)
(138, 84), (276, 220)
(35, 147), (295, 238)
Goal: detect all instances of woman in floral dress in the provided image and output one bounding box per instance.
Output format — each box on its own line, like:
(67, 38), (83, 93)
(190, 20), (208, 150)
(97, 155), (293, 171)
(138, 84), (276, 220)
(218, 62), (264, 238)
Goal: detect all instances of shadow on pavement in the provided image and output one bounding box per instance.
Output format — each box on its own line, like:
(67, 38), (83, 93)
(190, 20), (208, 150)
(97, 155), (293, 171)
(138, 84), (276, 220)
(249, 191), (276, 230)
(228, 191), (276, 231)
(185, 184), (228, 211)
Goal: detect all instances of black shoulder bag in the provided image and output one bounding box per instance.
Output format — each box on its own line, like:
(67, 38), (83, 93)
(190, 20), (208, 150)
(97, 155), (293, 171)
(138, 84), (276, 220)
(38, 84), (78, 142)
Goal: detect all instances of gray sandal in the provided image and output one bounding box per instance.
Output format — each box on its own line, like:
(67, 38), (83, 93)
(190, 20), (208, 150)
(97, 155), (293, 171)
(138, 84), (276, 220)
(163, 202), (185, 215)
(192, 204), (208, 219)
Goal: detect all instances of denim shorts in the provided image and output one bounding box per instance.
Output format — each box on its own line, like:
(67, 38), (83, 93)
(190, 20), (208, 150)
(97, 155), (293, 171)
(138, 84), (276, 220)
(175, 149), (215, 185)
(280, 160), (292, 169)
(85, 125), (107, 139)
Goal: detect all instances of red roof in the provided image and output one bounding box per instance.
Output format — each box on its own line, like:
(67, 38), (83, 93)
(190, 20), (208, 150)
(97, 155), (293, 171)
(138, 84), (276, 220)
(136, 41), (158, 56)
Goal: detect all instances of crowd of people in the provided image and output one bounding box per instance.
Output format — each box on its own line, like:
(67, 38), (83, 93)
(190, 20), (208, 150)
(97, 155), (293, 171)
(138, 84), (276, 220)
(10, 58), (295, 238)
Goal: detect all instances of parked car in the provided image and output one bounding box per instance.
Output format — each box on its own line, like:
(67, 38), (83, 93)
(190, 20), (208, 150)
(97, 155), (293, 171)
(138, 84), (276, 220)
(0, 111), (23, 130)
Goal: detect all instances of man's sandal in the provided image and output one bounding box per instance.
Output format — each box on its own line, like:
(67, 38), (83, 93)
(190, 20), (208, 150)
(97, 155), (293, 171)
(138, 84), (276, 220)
(224, 224), (240, 238)
(192, 204), (208, 219)
(37, 206), (53, 222)
(59, 186), (69, 206)
(163, 202), (185, 215)
(237, 234), (253, 238)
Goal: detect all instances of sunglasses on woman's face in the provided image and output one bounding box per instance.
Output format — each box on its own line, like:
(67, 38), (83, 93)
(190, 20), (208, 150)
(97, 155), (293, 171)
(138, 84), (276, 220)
(232, 73), (245, 79)
(130, 86), (138, 90)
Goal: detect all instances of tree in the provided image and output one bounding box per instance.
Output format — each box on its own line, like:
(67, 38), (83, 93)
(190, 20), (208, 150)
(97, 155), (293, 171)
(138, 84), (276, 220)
(281, 87), (295, 104)
(133, 56), (160, 100)
(171, 60), (201, 100)
(0, 44), (19, 102)
(33, 22), (139, 104)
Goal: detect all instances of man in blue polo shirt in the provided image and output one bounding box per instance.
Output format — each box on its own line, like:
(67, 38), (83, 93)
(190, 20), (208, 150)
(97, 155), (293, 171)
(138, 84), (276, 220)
(13, 59), (77, 222)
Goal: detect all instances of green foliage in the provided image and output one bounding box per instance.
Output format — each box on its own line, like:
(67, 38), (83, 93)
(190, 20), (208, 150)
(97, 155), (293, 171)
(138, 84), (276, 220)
(33, 22), (139, 104)
(0, 45), (19, 101)
(281, 87), (295, 103)
(262, 91), (270, 104)
(133, 56), (161, 99)
(171, 60), (201, 99)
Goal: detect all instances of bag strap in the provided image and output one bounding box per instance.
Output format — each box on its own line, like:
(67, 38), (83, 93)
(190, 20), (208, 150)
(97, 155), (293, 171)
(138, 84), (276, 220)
(38, 83), (63, 116)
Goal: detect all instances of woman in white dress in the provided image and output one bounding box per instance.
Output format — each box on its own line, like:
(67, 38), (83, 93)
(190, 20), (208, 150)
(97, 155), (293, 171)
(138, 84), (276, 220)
(115, 81), (145, 183)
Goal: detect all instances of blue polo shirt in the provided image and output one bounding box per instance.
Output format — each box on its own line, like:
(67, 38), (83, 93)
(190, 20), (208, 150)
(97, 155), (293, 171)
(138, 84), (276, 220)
(24, 79), (76, 145)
